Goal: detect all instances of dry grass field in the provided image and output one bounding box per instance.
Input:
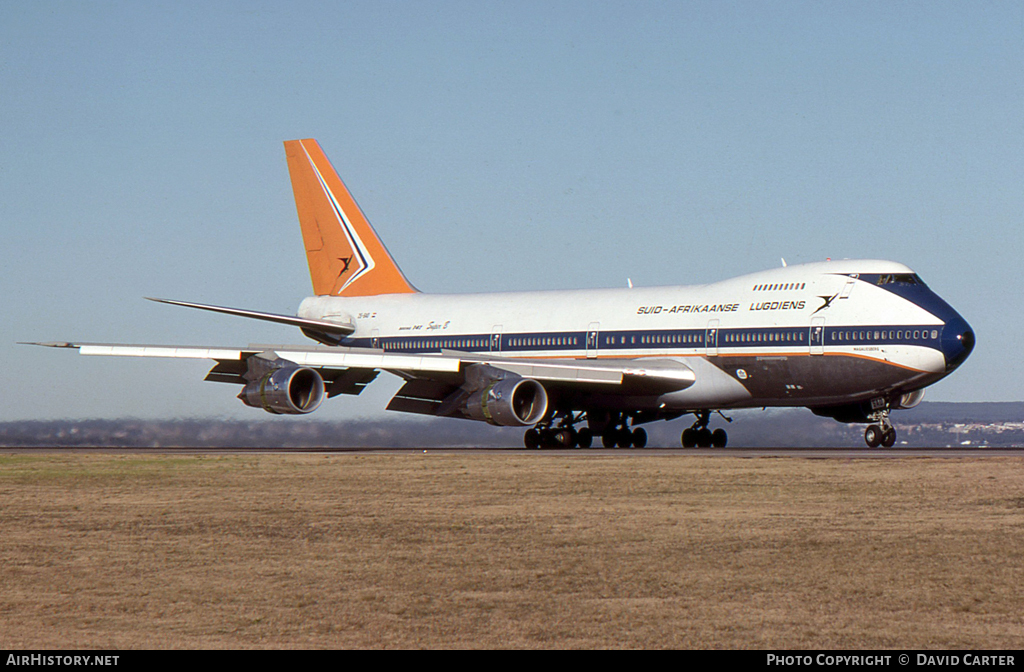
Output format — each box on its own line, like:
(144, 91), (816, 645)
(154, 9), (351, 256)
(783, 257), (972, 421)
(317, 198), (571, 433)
(1, 452), (1022, 649)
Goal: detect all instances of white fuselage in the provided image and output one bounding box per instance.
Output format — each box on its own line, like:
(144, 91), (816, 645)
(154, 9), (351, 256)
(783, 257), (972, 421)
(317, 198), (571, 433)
(297, 259), (968, 412)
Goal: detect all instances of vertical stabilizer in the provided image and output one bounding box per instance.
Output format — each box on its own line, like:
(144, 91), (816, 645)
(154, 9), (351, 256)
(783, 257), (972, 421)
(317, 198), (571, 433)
(284, 139), (418, 297)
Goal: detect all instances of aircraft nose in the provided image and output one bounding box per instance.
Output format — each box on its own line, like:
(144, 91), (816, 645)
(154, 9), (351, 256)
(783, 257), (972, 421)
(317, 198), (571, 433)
(941, 316), (975, 373)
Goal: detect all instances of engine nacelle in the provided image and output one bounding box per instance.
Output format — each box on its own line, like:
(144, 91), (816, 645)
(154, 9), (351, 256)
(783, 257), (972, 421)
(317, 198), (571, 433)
(812, 389), (926, 423)
(464, 377), (548, 427)
(240, 365), (325, 415)
(893, 389), (925, 410)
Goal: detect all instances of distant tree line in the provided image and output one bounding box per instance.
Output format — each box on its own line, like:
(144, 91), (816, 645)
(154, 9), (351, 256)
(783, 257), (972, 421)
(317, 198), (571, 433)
(2, 403), (1021, 448)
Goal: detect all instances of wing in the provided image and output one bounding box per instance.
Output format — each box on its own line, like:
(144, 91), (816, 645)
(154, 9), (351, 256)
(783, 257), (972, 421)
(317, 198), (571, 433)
(27, 342), (695, 423)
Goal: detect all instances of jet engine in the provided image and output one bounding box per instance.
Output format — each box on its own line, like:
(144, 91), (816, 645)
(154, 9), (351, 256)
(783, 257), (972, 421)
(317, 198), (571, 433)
(464, 376), (548, 427)
(812, 388), (926, 423)
(892, 389), (925, 409)
(240, 364), (325, 415)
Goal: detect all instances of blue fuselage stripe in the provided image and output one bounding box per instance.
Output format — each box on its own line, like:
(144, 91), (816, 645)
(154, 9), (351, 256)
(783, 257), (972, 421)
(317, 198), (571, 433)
(351, 325), (945, 355)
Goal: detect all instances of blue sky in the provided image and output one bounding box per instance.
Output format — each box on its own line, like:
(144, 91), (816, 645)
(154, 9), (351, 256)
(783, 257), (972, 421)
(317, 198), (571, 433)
(2, 1), (1021, 420)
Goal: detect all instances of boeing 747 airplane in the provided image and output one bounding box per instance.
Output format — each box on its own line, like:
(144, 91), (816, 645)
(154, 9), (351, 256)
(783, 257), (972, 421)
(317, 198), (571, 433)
(32, 139), (975, 448)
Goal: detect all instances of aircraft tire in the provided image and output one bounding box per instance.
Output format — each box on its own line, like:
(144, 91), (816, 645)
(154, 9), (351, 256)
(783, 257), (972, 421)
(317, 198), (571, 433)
(882, 427), (897, 448)
(631, 427), (647, 448)
(711, 428), (728, 448)
(864, 425), (883, 448)
(553, 428), (575, 448)
(524, 428), (541, 450)
(577, 427), (593, 449)
(681, 428), (696, 448)
(697, 428), (713, 448)
(602, 428), (619, 448)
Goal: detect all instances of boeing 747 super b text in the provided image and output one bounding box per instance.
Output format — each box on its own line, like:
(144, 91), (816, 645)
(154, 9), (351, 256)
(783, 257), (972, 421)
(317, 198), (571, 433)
(32, 139), (975, 448)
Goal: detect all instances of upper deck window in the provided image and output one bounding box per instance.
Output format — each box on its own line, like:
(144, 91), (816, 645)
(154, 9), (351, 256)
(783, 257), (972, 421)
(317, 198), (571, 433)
(877, 273), (925, 286)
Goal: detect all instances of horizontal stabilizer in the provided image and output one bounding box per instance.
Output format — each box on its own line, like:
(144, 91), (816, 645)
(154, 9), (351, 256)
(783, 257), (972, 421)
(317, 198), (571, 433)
(146, 297), (355, 335)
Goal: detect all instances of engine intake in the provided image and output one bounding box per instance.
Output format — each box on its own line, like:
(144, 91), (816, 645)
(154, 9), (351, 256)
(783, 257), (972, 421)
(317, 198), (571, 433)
(893, 389), (925, 409)
(465, 376), (548, 427)
(240, 365), (325, 415)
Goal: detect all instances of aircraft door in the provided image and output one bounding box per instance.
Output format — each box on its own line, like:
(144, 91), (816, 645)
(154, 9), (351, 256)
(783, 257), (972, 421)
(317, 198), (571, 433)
(810, 317), (824, 355)
(586, 322), (600, 359)
(490, 325), (502, 353)
(705, 319), (719, 357)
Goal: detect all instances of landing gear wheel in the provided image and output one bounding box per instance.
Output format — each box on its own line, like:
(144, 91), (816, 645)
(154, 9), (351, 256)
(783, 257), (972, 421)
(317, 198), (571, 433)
(631, 427), (647, 448)
(602, 428), (619, 448)
(553, 428), (575, 448)
(866, 404), (898, 449)
(681, 409), (730, 448)
(577, 427), (593, 449)
(524, 428), (540, 450)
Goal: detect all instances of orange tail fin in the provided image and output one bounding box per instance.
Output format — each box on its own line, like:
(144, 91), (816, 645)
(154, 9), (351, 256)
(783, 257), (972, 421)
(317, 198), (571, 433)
(284, 139), (418, 297)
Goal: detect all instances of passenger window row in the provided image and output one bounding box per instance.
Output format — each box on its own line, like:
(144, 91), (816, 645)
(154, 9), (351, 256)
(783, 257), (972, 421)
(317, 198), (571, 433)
(378, 327), (941, 351)
(724, 331), (804, 343)
(752, 282), (806, 291)
(831, 329), (938, 341)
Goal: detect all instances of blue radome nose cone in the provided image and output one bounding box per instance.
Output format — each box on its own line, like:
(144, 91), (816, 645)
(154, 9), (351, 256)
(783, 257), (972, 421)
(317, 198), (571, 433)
(942, 316), (975, 372)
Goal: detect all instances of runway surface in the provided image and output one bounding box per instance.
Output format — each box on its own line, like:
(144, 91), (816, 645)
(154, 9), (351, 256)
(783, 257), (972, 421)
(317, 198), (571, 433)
(4, 446), (1024, 458)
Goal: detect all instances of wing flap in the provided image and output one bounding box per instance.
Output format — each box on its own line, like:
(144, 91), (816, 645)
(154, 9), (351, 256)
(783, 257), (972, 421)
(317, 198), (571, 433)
(386, 379), (461, 416)
(325, 369), (380, 397)
(385, 396), (445, 416)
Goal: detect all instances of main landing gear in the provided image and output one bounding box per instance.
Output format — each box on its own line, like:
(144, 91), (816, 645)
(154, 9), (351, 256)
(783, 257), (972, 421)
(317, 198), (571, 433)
(522, 411), (648, 449)
(680, 410), (730, 448)
(523, 411), (587, 449)
(864, 409), (897, 448)
(600, 420), (647, 449)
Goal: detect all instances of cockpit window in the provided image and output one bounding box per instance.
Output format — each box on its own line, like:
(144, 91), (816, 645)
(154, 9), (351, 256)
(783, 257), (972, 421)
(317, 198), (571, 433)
(877, 273), (925, 287)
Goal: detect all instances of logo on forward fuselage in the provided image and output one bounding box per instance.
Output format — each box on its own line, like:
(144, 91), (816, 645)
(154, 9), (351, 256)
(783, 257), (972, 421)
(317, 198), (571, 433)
(812, 293), (838, 315)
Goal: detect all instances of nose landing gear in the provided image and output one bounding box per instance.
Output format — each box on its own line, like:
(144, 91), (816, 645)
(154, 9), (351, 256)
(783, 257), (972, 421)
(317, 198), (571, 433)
(864, 410), (897, 448)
